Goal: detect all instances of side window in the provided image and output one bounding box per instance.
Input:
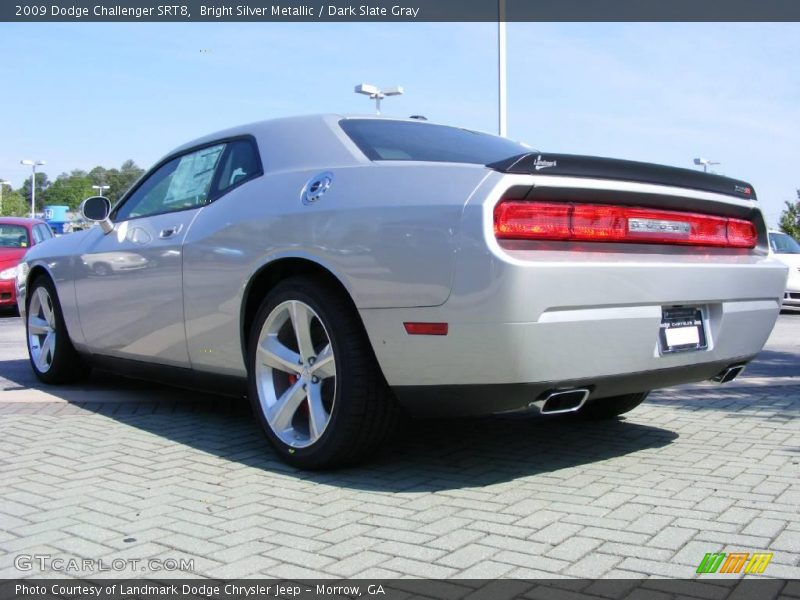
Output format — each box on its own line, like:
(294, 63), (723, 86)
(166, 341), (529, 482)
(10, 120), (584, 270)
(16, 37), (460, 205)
(115, 144), (225, 221)
(36, 224), (53, 240)
(213, 139), (262, 196)
(31, 226), (44, 244)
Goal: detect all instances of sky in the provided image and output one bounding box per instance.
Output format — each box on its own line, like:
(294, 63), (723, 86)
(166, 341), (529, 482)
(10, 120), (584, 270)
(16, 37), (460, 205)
(0, 22), (797, 226)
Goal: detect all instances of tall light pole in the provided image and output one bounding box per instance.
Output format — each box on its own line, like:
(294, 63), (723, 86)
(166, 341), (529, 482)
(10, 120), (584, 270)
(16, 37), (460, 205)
(20, 159), (45, 218)
(92, 184), (110, 197)
(0, 180), (10, 215)
(354, 84), (404, 115)
(693, 158), (720, 173)
(498, 0), (507, 137)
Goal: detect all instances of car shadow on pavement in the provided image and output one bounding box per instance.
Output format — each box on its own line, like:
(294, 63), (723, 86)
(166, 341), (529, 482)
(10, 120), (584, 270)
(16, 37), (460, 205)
(95, 405), (680, 492)
(649, 349), (800, 419)
(345, 415), (679, 491)
(737, 348), (800, 378)
(1, 359), (679, 490)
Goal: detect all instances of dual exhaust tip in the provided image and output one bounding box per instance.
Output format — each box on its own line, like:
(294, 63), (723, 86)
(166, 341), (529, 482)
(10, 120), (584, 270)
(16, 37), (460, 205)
(711, 364), (746, 384)
(533, 363), (747, 415)
(532, 388), (591, 415)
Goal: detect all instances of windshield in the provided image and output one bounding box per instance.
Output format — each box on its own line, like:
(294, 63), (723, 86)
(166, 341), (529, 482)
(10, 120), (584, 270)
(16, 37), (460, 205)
(340, 118), (532, 165)
(0, 224), (30, 248)
(769, 232), (800, 254)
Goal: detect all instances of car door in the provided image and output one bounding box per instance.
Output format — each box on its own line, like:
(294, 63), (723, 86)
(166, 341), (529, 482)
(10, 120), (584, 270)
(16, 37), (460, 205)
(74, 143), (226, 366)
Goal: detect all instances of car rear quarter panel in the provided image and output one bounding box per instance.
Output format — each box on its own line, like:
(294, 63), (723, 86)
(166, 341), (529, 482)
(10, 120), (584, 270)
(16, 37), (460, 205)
(182, 162), (489, 375)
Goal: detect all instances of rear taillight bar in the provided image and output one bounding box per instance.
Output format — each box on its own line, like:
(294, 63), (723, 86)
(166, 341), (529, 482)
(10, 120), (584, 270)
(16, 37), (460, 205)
(494, 201), (757, 248)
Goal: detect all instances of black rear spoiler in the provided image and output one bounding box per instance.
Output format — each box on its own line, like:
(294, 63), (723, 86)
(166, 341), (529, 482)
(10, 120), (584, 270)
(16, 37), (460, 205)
(487, 153), (757, 201)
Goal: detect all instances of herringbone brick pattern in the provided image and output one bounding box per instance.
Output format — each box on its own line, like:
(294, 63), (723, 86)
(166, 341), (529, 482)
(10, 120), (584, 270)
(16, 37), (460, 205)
(0, 384), (798, 579)
(1, 314), (799, 579)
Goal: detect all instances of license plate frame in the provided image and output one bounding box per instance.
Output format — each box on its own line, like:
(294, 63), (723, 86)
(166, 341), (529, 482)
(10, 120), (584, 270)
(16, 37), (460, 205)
(659, 306), (707, 354)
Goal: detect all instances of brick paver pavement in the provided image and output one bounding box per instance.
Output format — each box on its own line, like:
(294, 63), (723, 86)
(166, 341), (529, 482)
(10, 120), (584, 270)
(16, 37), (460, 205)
(0, 316), (798, 579)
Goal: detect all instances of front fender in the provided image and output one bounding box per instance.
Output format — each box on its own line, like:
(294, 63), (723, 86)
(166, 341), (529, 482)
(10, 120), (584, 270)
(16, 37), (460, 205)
(18, 239), (91, 349)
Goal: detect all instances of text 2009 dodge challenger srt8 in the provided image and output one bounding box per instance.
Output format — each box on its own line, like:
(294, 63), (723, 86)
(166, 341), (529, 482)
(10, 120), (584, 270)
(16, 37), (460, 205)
(16, 115), (787, 468)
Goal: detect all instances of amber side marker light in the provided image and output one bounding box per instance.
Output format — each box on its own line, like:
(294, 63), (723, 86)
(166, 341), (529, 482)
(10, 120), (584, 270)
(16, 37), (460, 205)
(494, 200), (758, 248)
(404, 322), (449, 335)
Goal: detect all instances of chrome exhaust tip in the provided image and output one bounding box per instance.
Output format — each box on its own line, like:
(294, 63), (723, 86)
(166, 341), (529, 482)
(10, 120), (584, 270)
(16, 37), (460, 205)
(533, 388), (591, 415)
(711, 364), (746, 384)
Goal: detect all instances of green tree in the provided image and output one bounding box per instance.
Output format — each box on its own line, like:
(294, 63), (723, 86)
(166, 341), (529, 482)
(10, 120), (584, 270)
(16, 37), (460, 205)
(778, 189), (800, 239)
(88, 166), (108, 187)
(86, 160), (144, 203)
(106, 160), (145, 202)
(0, 182), (28, 217)
(43, 172), (95, 211)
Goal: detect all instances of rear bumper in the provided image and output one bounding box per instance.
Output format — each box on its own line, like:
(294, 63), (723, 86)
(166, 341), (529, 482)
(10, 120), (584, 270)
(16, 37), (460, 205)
(394, 358), (753, 417)
(363, 296), (779, 386)
(361, 249), (786, 415)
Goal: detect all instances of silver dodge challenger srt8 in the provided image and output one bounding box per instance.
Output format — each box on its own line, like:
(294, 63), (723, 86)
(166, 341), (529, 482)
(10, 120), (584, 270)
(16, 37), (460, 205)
(16, 115), (788, 468)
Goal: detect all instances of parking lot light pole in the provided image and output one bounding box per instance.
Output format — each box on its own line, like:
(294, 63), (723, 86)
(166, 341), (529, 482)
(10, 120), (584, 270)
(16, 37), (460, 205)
(498, 0), (507, 137)
(20, 159), (45, 218)
(0, 180), (10, 215)
(355, 84), (404, 115)
(92, 184), (110, 197)
(693, 157), (720, 173)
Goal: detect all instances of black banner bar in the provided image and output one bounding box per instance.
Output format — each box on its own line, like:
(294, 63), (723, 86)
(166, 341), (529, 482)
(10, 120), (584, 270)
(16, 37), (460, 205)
(0, 579), (796, 600)
(2, 0), (800, 22)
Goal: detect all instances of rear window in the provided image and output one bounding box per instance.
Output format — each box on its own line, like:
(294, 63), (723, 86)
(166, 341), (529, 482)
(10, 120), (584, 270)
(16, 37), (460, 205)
(340, 119), (531, 165)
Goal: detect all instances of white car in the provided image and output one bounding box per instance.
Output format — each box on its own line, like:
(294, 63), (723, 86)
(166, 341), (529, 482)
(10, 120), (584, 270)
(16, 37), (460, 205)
(769, 230), (800, 308)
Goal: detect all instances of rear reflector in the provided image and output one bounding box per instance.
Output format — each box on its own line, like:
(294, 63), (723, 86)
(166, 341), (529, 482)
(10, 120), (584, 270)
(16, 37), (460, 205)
(494, 201), (757, 248)
(404, 322), (449, 336)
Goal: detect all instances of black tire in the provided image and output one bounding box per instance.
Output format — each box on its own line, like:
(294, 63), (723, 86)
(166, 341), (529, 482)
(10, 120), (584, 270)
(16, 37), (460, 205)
(247, 276), (398, 469)
(25, 275), (91, 384)
(577, 391), (649, 420)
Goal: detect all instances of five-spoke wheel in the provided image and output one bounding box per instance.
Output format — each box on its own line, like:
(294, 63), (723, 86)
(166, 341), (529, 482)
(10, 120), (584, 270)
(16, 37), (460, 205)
(25, 275), (91, 384)
(27, 286), (57, 374)
(248, 276), (397, 469)
(255, 300), (337, 448)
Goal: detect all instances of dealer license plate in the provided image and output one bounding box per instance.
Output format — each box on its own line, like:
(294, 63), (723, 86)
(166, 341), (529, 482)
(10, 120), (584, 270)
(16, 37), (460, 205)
(659, 307), (707, 354)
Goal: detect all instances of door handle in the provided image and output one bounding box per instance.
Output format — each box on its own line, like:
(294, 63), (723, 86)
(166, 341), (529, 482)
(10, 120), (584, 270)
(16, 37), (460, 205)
(159, 224), (183, 239)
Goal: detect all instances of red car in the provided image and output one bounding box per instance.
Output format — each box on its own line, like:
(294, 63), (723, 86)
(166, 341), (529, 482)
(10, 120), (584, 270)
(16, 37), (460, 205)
(0, 217), (54, 310)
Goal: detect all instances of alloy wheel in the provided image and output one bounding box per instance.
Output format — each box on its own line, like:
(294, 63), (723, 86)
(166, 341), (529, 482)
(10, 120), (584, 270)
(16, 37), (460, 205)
(255, 300), (337, 448)
(28, 287), (57, 373)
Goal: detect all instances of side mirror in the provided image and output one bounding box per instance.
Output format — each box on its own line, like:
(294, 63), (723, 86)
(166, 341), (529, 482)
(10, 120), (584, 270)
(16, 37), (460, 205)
(80, 196), (114, 234)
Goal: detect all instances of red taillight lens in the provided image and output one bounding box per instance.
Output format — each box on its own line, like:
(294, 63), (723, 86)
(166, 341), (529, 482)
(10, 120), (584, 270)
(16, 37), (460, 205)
(726, 219), (758, 248)
(493, 202), (571, 240)
(571, 204), (627, 241)
(494, 201), (757, 249)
